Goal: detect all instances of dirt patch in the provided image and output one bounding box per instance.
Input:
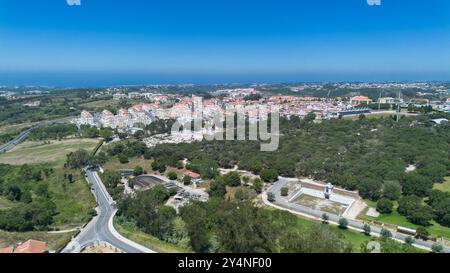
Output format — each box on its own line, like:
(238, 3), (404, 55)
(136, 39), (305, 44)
(81, 242), (124, 253)
(295, 194), (347, 215)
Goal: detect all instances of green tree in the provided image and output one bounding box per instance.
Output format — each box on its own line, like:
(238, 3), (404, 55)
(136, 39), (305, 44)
(260, 169), (278, 183)
(404, 236), (415, 245)
(267, 192), (276, 202)
(431, 243), (444, 253)
(99, 128), (113, 141)
(383, 180), (402, 200)
(133, 166), (143, 176)
(338, 218), (348, 229)
(66, 149), (91, 169)
(209, 178), (227, 198)
(118, 154), (129, 164)
(183, 175), (192, 186)
(415, 226), (430, 240)
(252, 178), (263, 194)
(377, 198), (393, 214)
(363, 224), (371, 236)
(223, 172), (241, 187)
(280, 187), (289, 197)
(321, 213), (329, 224)
(168, 171), (178, 181)
(380, 228), (392, 238)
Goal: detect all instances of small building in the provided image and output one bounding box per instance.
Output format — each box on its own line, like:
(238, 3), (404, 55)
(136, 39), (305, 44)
(378, 97), (396, 104)
(14, 239), (47, 254)
(350, 96), (372, 105)
(184, 171), (202, 183)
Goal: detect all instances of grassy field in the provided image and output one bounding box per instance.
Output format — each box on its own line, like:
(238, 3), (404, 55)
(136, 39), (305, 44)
(80, 99), (119, 110)
(48, 168), (97, 229)
(361, 203), (450, 239)
(103, 155), (154, 172)
(0, 138), (99, 167)
(295, 216), (371, 252)
(0, 122), (33, 135)
(433, 177), (450, 193)
(0, 230), (75, 251)
(114, 219), (191, 253)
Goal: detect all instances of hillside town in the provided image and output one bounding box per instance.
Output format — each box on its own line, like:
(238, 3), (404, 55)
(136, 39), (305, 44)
(74, 87), (450, 131)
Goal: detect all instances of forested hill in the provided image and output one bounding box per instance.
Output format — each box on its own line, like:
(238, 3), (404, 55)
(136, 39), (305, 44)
(146, 114), (450, 228)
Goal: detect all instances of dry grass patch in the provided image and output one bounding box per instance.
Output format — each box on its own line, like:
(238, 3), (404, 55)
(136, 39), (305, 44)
(0, 138), (99, 167)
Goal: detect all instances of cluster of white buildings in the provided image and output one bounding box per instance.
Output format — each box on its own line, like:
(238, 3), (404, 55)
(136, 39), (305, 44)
(75, 88), (450, 131)
(76, 104), (155, 130)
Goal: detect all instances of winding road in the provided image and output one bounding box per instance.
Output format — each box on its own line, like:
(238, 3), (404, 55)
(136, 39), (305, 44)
(62, 168), (155, 253)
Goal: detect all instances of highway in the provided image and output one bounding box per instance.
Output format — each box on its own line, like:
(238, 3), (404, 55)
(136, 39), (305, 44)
(0, 116), (77, 153)
(265, 178), (450, 253)
(62, 168), (155, 253)
(0, 128), (33, 153)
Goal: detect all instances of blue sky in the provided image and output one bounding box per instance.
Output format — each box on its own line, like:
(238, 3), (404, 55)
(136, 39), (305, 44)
(0, 0), (449, 85)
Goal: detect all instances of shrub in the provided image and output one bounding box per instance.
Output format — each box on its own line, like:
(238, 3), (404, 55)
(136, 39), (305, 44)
(321, 213), (329, 224)
(267, 192), (276, 202)
(363, 224), (371, 236)
(380, 228), (392, 238)
(404, 236), (415, 245)
(431, 243), (443, 253)
(118, 154), (129, 164)
(280, 187), (289, 197)
(168, 171), (178, 181)
(338, 218), (348, 229)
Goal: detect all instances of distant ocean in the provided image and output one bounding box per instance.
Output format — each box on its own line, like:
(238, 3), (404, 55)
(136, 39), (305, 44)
(0, 71), (448, 87)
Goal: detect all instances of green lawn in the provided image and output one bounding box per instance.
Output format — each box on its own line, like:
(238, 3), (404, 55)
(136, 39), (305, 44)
(295, 215), (371, 252)
(0, 138), (99, 167)
(114, 219), (191, 253)
(0, 122), (33, 135)
(363, 206), (450, 239)
(433, 177), (450, 193)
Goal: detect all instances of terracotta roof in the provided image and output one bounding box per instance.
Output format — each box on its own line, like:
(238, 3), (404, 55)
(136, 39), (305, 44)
(14, 239), (46, 254)
(350, 96), (370, 101)
(185, 171), (201, 178)
(0, 246), (14, 253)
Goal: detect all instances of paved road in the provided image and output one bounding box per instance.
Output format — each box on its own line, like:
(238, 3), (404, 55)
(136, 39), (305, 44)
(265, 178), (449, 253)
(62, 168), (155, 253)
(0, 116), (77, 153)
(0, 128), (33, 153)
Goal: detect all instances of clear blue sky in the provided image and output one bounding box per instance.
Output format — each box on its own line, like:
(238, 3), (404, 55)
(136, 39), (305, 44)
(0, 0), (449, 85)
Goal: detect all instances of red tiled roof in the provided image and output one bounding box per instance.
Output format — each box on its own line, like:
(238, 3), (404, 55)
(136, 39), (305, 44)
(350, 96), (370, 101)
(185, 171), (201, 178)
(14, 240), (46, 254)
